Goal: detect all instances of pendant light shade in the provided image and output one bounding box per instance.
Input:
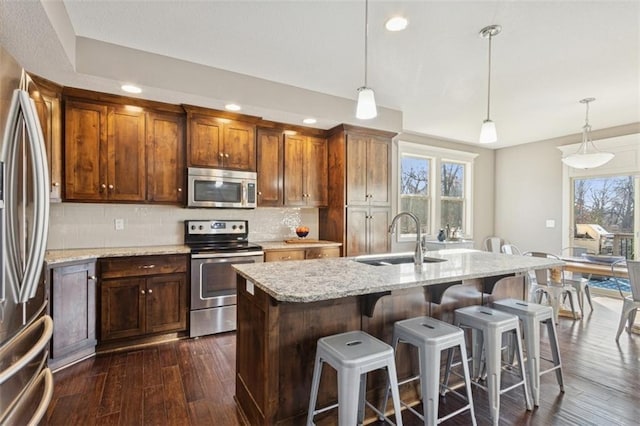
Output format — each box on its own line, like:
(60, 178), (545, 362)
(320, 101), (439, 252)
(561, 98), (614, 169)
(356, 86), (377, 119)
(478, 25), (501, 144)
(356, 0), (377, 119)
(479, 119), (497, 144)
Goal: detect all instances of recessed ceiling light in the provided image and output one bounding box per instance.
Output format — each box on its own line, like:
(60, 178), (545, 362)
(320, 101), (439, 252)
(225, 103), (242, 111)
(303, 118), (317, 124)
(121, 84), (142, 94)
(385, 16), (408, 32)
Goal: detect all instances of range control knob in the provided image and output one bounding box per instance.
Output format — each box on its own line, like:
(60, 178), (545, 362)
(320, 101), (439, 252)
(199, 225), (204, 230)
(232, 225), (237, 230)
(239, 225), (244, 230)
(191, 225), (196, 230)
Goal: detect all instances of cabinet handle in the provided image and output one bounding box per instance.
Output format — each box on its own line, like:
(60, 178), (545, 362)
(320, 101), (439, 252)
(219, 152), (224, 158)
(141, 289), (146, 295)
(138, 264), (156, 269)
(88, 275), (97, 281)
(100, 183), (107, 192)
(177, 188), (182, 192)
(282, 256), (292, 260)
(52, 182), (60, 187)
(258, 191), (262, 196)
(108, 184), (114, 190)
(224, 153), (229, 158)
(148, 289), (153, 294)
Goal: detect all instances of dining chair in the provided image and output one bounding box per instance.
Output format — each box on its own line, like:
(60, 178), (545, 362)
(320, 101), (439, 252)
(522, 252), (579, 322)
(483, 236), (503, 253)
(501, 244), (522, 255)
(560, 247), (594, 313)
(612, 259), (640, 342)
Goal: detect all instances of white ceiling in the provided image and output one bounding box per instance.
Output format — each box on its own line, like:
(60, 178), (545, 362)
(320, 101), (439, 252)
(1, 1), (639, 148)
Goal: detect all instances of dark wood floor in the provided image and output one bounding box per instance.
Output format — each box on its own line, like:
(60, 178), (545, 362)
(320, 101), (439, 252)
(44, 295), (640, 425)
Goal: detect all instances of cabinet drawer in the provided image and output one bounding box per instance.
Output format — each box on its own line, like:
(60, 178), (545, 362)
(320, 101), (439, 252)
(100, 255), (188, 279)
(305, 247), (340, 259)
(264, 250), (305, 262)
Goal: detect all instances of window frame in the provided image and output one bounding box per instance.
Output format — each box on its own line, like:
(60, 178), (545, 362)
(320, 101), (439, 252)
(396, 141), (477, 243)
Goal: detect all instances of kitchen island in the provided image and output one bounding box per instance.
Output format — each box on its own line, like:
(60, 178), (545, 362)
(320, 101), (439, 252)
(232, 249), (562, 425)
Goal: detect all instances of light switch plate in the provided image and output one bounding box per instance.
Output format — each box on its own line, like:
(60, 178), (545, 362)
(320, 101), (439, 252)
(545, 219), (555, 228)
(246, 281), (255, 295)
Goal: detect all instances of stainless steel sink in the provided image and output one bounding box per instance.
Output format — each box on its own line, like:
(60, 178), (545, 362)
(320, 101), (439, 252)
(354, 255), (447, 267)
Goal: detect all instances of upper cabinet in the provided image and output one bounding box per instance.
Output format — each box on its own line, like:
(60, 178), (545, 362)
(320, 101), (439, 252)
(146, 112), (185, 203)
(29, 75), (63, 202)
(283, 134), (328, 207)
(346, 134), (391, 207)
(256, 128), (283, 206)
(63, 88), (186, 204)
(184, 105), (258, 171)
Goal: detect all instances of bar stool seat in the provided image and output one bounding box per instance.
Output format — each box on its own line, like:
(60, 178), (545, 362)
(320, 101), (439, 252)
(445, 305), (532, 426)
(307, 330), (403, 426)
(492, 298), (564, 406)
(382, 316), (476, 426)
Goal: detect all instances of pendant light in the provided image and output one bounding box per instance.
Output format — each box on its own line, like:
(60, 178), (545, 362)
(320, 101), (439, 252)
(356, 0), (377, 119)
(479, 24), (501, 144)
(561, 98), (614, 169)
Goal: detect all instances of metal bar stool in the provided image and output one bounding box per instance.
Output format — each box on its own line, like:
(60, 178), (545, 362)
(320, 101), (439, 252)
(444, 305), (532, 426)
(381, 316), (477, 426)
(307, 330), (403, 426)
(492, 298), (564, 406)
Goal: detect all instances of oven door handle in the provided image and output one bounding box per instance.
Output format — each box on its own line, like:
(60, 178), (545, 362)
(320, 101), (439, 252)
(191, 251), (264, 259)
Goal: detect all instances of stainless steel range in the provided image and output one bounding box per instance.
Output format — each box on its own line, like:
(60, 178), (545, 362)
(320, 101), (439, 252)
(185, 220), (263, 337)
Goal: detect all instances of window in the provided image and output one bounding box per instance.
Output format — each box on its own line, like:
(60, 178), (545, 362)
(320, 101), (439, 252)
(397, 142), (477, 241)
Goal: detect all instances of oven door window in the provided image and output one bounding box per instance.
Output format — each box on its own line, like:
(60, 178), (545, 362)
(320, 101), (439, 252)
(194, 179), (242, 203)
(200, 258), (256, 299)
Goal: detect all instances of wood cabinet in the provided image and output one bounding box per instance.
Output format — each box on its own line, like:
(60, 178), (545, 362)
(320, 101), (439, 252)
(46, 260), (97, 370)
(256, 128), (283, 206)
(184, 105), (257, 171)
(283, 134), (328, 207)
(263, 246), (340, 262)
(29, 74), (63, 202)
(319, 125), (396, 256)
(64, 100), (146, 201)
(62, 88), (186, 204)
(146, 111), (185, 203)
(99, 255), (187, 342)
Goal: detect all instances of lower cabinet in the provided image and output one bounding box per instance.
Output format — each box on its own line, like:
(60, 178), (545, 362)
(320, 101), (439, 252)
(99, 255), (188, 342)
(264, 246), (340, 262)
(47, 259), (97, 370)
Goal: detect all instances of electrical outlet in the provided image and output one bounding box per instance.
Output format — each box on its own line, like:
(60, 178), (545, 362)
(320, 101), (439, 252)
(114, 218), (125, 231)
(545, 219), (555, 228)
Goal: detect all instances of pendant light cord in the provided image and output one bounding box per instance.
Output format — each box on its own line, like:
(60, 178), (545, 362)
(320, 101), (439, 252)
(364, 0), (369, 87)
(486, 33), (492, 121)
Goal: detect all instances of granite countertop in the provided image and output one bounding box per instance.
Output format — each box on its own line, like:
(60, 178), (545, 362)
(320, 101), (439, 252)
(258, 240), (342, 250)
(45, 245), (191, 265)
(233, 249), (564, 303)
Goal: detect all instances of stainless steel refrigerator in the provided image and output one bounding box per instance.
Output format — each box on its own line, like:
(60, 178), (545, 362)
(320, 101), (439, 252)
(0, 47), (52, 424)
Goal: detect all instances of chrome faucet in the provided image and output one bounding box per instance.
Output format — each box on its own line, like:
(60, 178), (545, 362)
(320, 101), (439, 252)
(389, 212), (423, 268)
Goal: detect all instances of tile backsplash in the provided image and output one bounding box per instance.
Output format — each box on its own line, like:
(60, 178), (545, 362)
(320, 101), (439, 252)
(47, 203), (319, 250)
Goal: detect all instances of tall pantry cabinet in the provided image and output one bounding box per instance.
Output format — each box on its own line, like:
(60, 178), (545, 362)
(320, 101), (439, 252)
(319, 125), (396, 256)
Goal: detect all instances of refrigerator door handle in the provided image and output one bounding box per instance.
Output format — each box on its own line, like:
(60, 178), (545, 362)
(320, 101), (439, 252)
(0, 89), (50, 304)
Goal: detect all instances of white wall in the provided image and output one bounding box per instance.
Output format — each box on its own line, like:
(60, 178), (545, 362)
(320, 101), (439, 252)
(495, 123), (640, 254)
(47, 203), (318, 250)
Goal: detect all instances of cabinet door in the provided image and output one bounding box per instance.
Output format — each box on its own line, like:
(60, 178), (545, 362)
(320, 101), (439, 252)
(147, 112), (185, 203)
(256, 129), (283, 206)
(100, 278), (146, 341)
(145, 273), (187, 334)
(367, 138), (391, 206)
(345, 134), (369, 205)
(283, 134), (306, 206)
(32, 88), (62, 202)
(107, 106), (146, 201)
(369, 208), (391, 254)
(64, 100), (107, 200)
(188, 115), (223, 167)
(305, 137), (328, 207)
(223, 121), (256, 171)
(345, 207), (369, 257)
(50, 261), (96, 358)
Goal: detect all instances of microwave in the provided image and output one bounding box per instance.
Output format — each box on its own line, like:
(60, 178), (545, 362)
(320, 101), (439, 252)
(187, 168), (257, 208)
